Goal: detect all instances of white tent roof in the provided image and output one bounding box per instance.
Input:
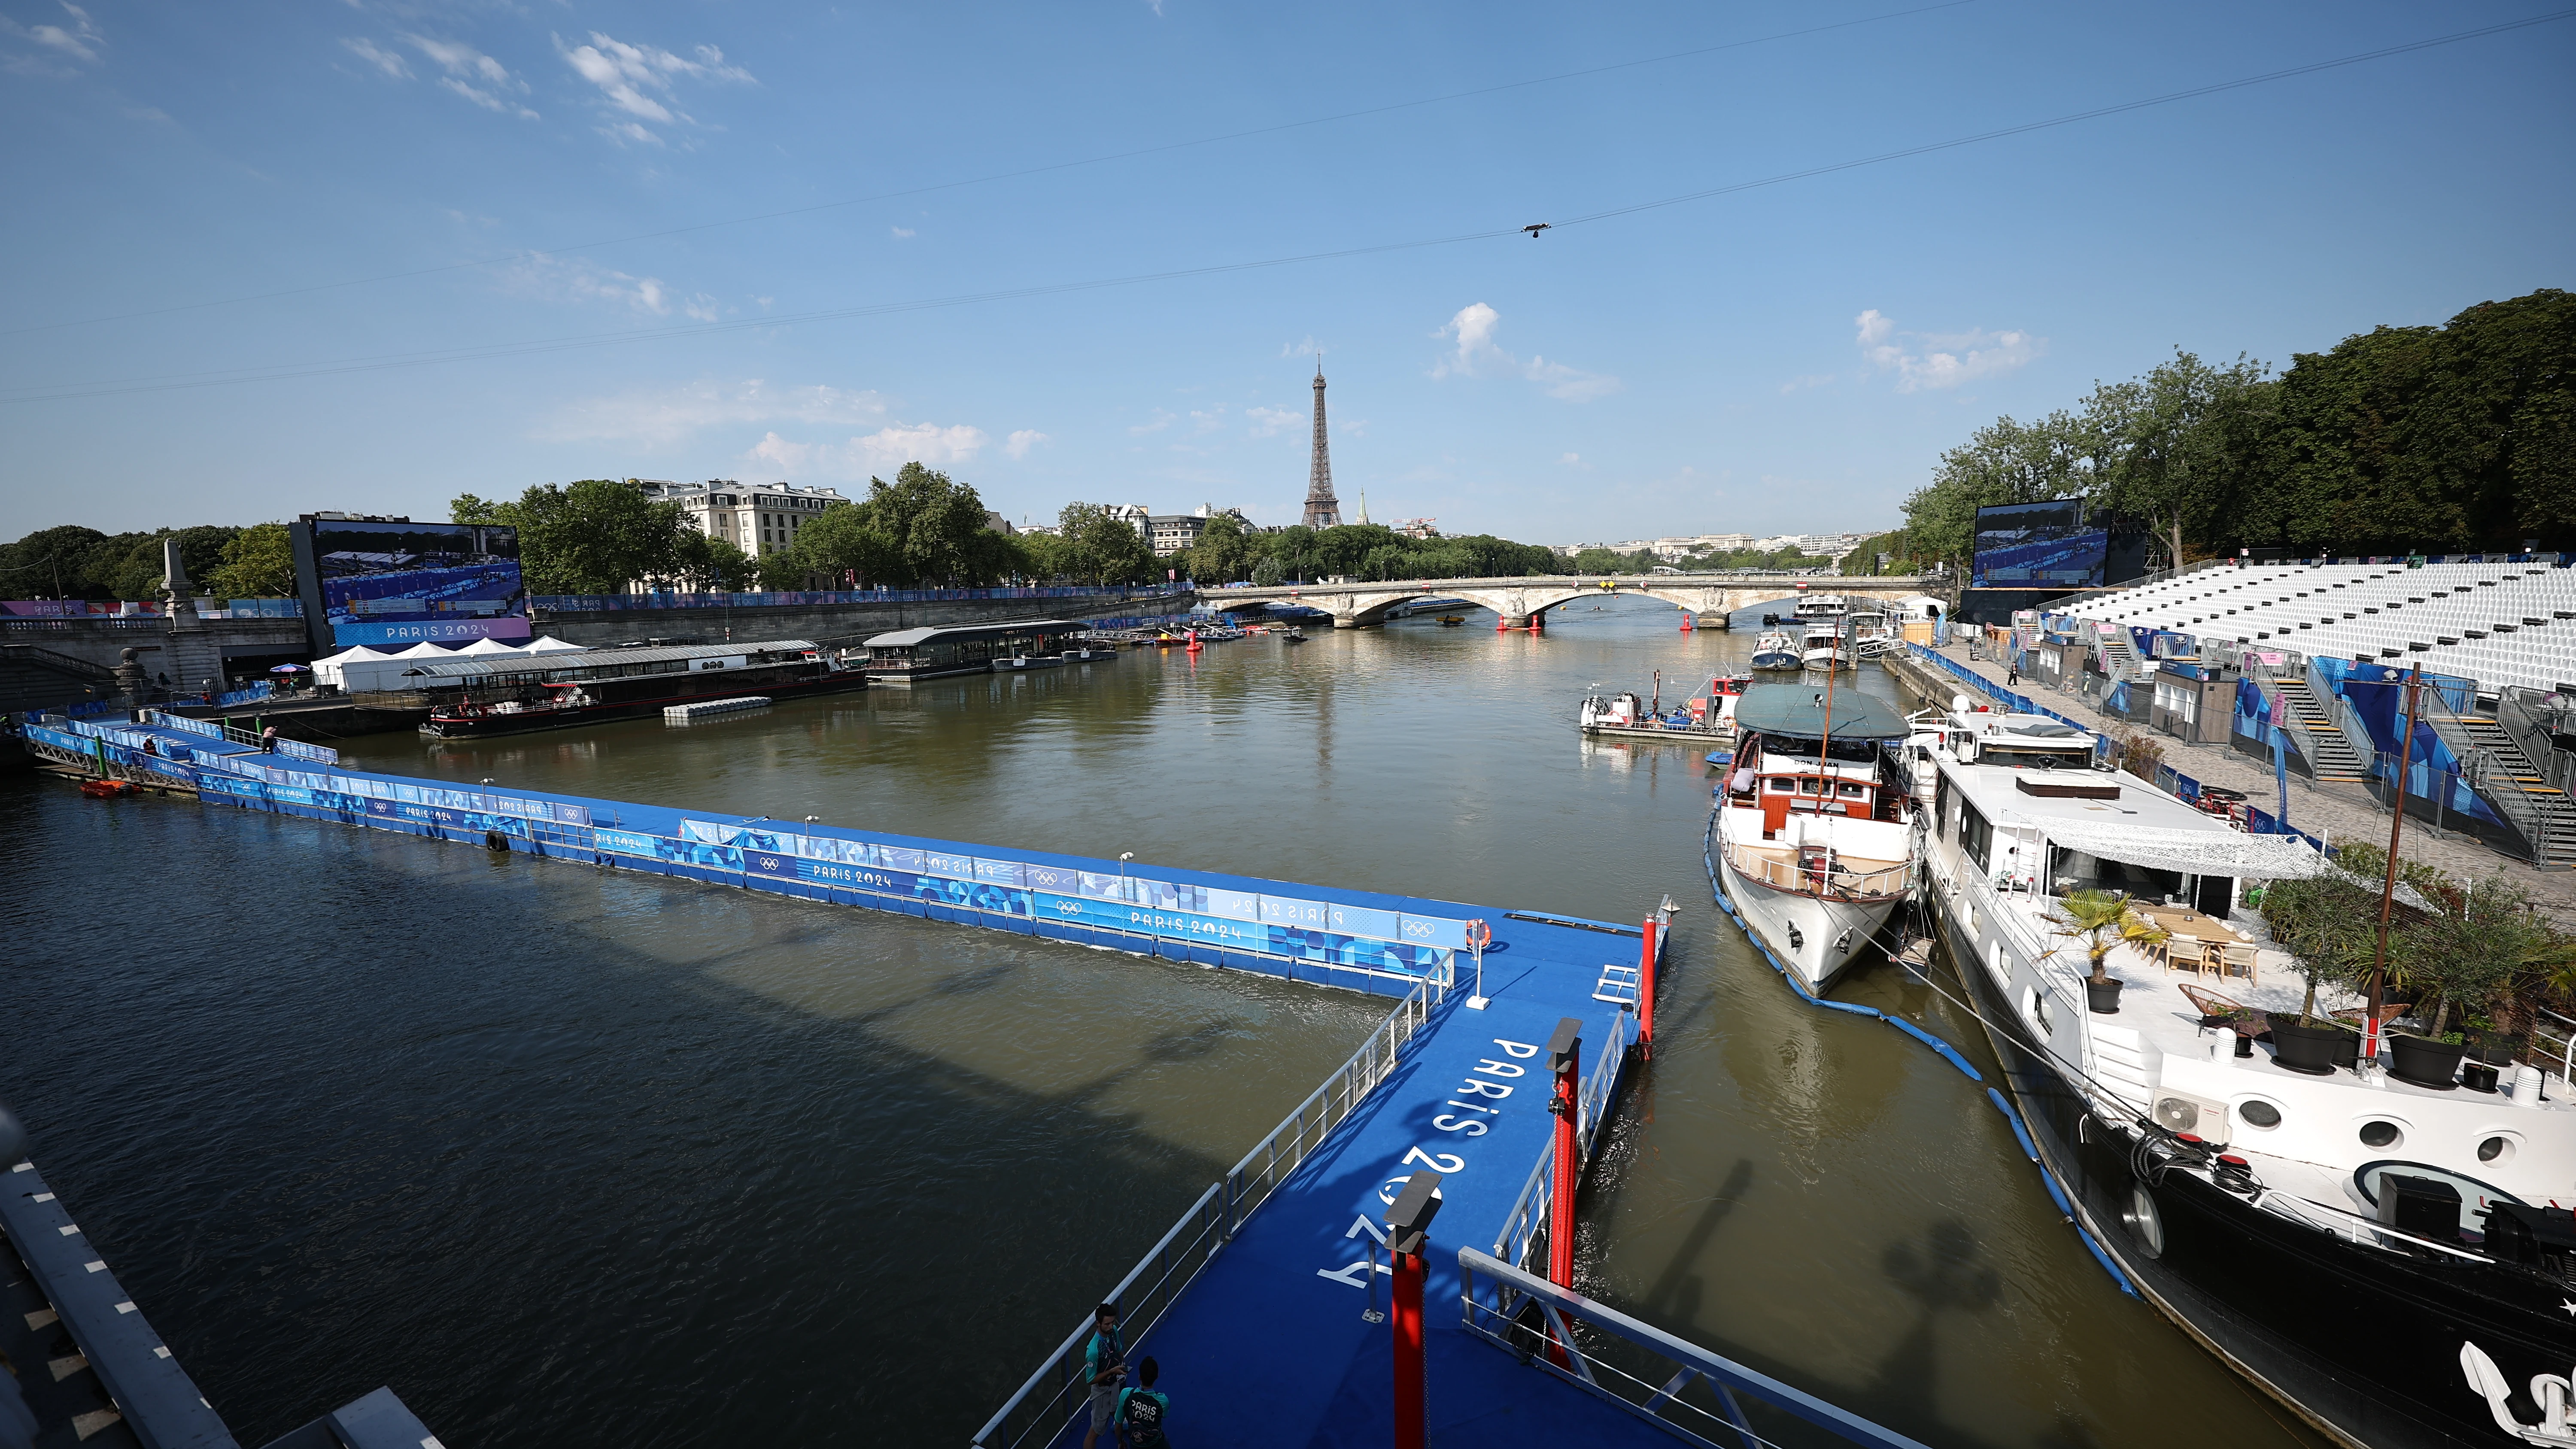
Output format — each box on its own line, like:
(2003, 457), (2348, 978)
(390, 641), (456, 658)
(314, 644), (394, 666)
(520, 635), (584, 654)
(455, 636), (526, 655)
(2041, 819), (2331, 881)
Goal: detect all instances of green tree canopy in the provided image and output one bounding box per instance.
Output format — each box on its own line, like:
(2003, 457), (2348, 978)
(451, 481), (690, 594)
(205, 522), (297, 598)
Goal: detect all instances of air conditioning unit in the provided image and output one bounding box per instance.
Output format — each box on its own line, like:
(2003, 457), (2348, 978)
(2152, 1091), (2231, 1145)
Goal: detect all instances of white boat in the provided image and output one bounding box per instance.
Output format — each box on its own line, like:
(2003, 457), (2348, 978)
(1793, 592), (1849, 620)
(1801, 621), (1850, 670)
(1750, 630), (1802, 671)
(1911, 708), (2576, 1449)
(1711, 684), (1915, 992)
(1846, 608), (1899, 659)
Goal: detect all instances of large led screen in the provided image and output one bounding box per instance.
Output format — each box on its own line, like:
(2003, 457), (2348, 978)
(301, 518), (530, 647)
(1971, 500), (2108, 589)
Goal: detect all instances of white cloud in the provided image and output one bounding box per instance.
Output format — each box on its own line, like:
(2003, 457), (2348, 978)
(507, 254), (717, 321)
(555, 31), (754, 143)
(890, 225), (916, 239)
(3, 2), (102, 71)
(1128, 410), (1175, 436)
(1559, 452), (1583, 466)
(340, 32), (538, 118)
(749, 422), (990, 479)
(1005, 429), (1048, 460)
(1281, 336), (1325, 359)
(541, 378), (887, 447)
(341, 37), (409, 78)
(1430, 302), (1620, 402)
(1245, 405), (1300, 438)
(1854, 309), (2042, 392)
(1778, 373), (1836, 395)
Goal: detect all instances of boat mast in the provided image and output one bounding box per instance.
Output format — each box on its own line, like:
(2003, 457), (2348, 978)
(2363, 665), (2423, 1064)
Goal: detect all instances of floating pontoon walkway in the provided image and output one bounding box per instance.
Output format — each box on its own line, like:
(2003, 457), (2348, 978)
(23, 711), (1922, 1449)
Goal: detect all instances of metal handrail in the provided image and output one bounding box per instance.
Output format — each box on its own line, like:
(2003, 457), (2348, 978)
(1457, 1247), (1932, 1449)
(1487, 1009), (1635, 1272)
(971, 971), (1446, 1449)
(1717, 839), (1911, 900)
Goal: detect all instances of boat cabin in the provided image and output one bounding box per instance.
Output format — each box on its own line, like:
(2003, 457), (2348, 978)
(861, 620), (1081, 682)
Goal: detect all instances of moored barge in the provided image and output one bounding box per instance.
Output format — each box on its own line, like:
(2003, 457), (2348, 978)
(417, 639), (862, 738)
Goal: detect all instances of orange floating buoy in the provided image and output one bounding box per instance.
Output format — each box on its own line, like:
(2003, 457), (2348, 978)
(79, 778), (136, 799)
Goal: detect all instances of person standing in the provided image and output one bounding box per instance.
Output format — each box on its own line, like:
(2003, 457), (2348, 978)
(261, 725), (279, 752)
(1115, 1357), (1170, 1447)
(2005, 660), (2019, 688)
(1080, 1303), (1125, 1449)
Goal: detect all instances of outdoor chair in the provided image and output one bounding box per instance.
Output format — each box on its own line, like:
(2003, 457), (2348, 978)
(2178, 983), (2257, 1034)
(2219, 942), (2260, 987)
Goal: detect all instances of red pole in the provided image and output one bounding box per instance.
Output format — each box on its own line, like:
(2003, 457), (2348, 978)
(1547, 1018), (1582, 1289)
(1638, 918), (1659, 1056)
(1391, 1243), (1426, 1449)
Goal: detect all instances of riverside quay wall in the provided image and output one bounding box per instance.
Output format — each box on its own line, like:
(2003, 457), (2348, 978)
(526, 588), (1199, 649)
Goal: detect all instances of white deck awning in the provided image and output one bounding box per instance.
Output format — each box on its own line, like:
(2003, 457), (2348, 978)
(2035, 818), (2331, 880)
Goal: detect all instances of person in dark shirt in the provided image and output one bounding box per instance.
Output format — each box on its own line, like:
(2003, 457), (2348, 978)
(1080, 1303), (1125, 1449)
(1115, 1357), (1169, 1448)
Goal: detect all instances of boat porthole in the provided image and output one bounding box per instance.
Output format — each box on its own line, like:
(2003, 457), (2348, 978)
(2120, 1184), (2164, 1258)
(2478, 1135), (2516, 1165)
(2358, 1121), (2402, 1149)
(2237, 1100), (2282, 1130)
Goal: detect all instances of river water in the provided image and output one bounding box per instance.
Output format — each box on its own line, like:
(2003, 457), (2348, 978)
(3, 597), (2323, 1449)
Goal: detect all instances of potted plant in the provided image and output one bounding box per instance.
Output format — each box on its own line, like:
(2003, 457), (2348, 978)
(2386, 876), (2542, 1089)
(2255, 869), (2374, 1073)
(2053, 890), (2169, 1014)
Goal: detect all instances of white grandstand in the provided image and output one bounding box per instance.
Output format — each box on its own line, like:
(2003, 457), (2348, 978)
(2067, 560), (2576, 693)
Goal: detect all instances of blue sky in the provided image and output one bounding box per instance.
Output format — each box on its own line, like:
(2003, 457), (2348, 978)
(2, 0), (2569, 547)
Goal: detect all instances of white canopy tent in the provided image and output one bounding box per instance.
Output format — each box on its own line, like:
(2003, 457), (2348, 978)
(310, 645), (392, 689)
(455, 636), (527, 656)
(2036, 819), (2332, 881)
(520, 635), (584, 654)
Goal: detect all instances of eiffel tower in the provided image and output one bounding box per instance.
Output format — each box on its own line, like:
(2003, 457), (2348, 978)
(1301, 359), (1340, 530)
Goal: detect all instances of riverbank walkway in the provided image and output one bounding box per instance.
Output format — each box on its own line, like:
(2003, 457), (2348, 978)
(21, 709), (1923, 1449)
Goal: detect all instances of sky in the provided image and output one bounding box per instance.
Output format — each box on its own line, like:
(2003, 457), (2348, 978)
(1, 0), (2570, 548)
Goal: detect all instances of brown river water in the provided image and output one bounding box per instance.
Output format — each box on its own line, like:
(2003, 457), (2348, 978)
(2, 595), (2324, 1448)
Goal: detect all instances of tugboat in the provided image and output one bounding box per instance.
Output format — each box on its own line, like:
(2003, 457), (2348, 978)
(1751, 629), (1802, 671)
(1710, 682), (1915, 992)
(1911, 684), (2576, 1449)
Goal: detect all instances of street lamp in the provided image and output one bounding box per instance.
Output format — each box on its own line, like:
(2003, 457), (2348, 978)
(1119, 851), (1136, 903)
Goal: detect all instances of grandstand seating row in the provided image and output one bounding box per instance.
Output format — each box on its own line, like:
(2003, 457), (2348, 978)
(2063, 560), (2576, 693)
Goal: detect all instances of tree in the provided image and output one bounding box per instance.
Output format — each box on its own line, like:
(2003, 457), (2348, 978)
(784, 498), (901, 587)
(454, 481), (686, 594)
(205, 522), (298, 598)
(2051, 890), (2168, 987)
(673, 531), (763, 592)
(2258, 868), (2391, 1025)
(1901, 410), (2097, 571)
(1185, 513), (1254, 583)
(2093, 350), (2273, 569)
(1056, 502), (1155, 586)
(0, 525), (110, 598)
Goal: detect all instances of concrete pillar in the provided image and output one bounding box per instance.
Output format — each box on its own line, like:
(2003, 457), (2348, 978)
(1496, 614), (1530, 630)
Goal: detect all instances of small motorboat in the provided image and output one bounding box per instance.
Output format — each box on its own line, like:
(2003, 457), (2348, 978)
(79, 778), (137, 798)
(1436, 615), (1464, 627)
(1281, 629), (1308, 644)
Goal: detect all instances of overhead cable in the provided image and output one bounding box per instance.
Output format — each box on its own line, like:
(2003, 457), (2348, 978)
(5, 8), (2567, 406)
(0, 0), (1980, 339)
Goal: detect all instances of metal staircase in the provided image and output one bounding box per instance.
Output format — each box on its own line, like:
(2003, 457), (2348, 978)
(2270, 675), (2370, 783)
(2429, 706), (2576, 865)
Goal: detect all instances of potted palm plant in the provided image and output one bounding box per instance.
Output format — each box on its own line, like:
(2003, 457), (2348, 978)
(2054, 890), (2169, 1014)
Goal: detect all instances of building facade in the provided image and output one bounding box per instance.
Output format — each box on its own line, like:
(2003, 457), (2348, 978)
(631, 479), (851, 558)
(1144, 505), (1255, 557)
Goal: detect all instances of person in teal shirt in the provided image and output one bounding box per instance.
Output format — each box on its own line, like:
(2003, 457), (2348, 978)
(1115, 1357), (1169, 1448)
(1081, 1303), (1125, 1449)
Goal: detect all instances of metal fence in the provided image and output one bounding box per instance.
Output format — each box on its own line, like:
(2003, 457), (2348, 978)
(1457, 1247), (1929, 1449)
(1488, 1008), (1636, 1270)
(970, 970), (1448, 1449)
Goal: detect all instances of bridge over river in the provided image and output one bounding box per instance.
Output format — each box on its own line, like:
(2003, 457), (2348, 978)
(1212, 574), (1936, 629)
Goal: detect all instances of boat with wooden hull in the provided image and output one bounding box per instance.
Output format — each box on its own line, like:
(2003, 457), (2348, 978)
(1914, 719), (2576, 1449)
(1710, 684), (1914, 992)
